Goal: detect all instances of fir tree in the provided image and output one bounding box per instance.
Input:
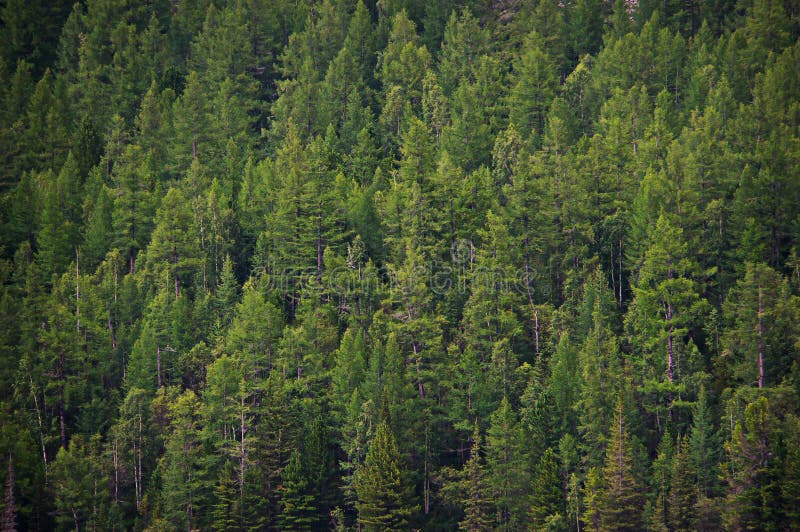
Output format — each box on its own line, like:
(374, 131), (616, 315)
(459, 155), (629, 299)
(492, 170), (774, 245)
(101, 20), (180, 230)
(459, 423), (491, 532)
(529, 448), (563, 528)
(354, 421), (414, 531)
(668, 434), (697, 531)
(598, 402), (644, 531)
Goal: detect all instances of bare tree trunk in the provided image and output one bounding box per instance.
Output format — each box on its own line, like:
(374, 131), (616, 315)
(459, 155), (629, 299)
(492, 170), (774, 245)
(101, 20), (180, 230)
(113, 440), (119, 504)
(412, 342), (424, 399)
(618, 238), (623, 307)
(666, 263), (674, 382)
(174, 248), (179, 299)
(157, 347), (162, 389)
(317, 209), (323, 285)
(758, 285), (764, 388)
(59, 407), (66, 450)
(666, 302), (674, 383)
(136, 413), (143, 511)
(29, 377), (47, 483)
(75, 249), (80, 332)
(2, 455), (16, 532)
(240, 394), (246, 504)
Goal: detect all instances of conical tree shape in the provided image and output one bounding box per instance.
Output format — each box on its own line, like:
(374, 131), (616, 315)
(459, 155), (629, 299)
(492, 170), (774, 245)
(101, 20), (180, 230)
(529, 448), (563, 528)
(354, 420), (414, 531)
(459, 423), (491, 532)
(277, 451), (316, 530)
(599, 402), (644, 531)
(668, 434), (696, 531)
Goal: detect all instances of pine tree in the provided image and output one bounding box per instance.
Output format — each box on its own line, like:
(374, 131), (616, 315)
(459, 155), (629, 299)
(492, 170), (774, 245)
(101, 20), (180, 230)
(782, 415), (800, 529)
(689, 385), (719, 498)
(721, 263), (799, 389)
(211, 460), (240, 532)
(722, 396), (779, 530)
(169, 70), (210, 175)
(50, 434), (110, 531)
(485, 397), (530, 530)
(529, 448), (563, 528)
(598, 402), (643, 531)
(354, 421), (414, 531)
(576, 271), (621, 467)
(626, 214), (705, 421)
(581, 466), (602, 532)
(508, 31), (557, 147)
(668, 434), (696, 531)
(459, 423), (491, 532)
(160, 390), (206, 532)
(278, 451), (317, 530)
(437, 8), (489, 97)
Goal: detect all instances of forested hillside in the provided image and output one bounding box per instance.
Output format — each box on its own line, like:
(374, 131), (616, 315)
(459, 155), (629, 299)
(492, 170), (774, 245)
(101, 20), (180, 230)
(1, 0), (799, 529)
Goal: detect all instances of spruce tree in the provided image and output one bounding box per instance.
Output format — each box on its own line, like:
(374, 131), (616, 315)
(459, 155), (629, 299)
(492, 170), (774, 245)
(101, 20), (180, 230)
(598, 402), (644, 531)
(459, 423), (491, 532)
(668, 434), (696, 531)
(354, 421), (414, 531)
(529, 448), (563, 528)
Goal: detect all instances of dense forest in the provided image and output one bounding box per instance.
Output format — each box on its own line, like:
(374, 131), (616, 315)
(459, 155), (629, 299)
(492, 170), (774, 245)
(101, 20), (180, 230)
(0, 0), (799, 530)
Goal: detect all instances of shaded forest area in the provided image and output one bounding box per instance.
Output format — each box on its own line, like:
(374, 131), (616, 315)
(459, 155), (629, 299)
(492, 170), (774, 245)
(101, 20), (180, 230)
(1, 0), (800, 529)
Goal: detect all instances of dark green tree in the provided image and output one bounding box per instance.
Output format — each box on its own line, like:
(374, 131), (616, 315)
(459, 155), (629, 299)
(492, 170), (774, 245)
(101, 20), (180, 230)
(354, 420), (415, 531)
(529, 448), (563, 528)
(598, 402), (644, 531)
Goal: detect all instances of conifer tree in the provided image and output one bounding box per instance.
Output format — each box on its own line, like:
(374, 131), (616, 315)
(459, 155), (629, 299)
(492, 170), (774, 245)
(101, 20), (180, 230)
(668, 434), (696, 531)
(598, 402), (644, 531)
(459, 423), (491, 532)
(529, 448), (563, 528)
(354, 421), (414, 531)
(581, 466), (602, 532)
(722, 396), (779, 530)
(508, 31), (557, 147)
(689, 385), (719, 498)
(485, 397), (530, 530)
(278, 451), (317, 530)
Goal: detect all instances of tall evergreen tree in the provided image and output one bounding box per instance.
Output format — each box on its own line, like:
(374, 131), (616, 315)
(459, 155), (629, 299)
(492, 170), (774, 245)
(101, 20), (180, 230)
(354, 421), (414, 531)
(598, 402), (644, 531)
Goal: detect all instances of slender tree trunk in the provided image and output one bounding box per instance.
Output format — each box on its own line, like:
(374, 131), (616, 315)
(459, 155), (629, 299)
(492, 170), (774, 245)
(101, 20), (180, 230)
(2, 455), (16, 532)
(412, 342), (424, 399)
(240, 394), (246, 504)
(75, 250), (80, 332)
(666, 302), (674, 383)
(136, 413), (143, 511)
(173, 248), (179, 298)
(157, 347), (162, 389)
(317, 208), (323, 285)
(618, 238), (623, 307)
(666, 263), (674, 382)
(113, 440), (119, 503)
(59, 406), (66, 450)
(29, 377), (47, 483)
(757, 284), (764, 388)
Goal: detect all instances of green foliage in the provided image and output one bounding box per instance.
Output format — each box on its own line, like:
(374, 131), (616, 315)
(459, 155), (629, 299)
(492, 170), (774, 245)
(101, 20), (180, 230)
(529, 448), (563, 528)
(354, 421), (414, 530)
(599, 402), (644, 531)
(1, 1), (799, 529)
